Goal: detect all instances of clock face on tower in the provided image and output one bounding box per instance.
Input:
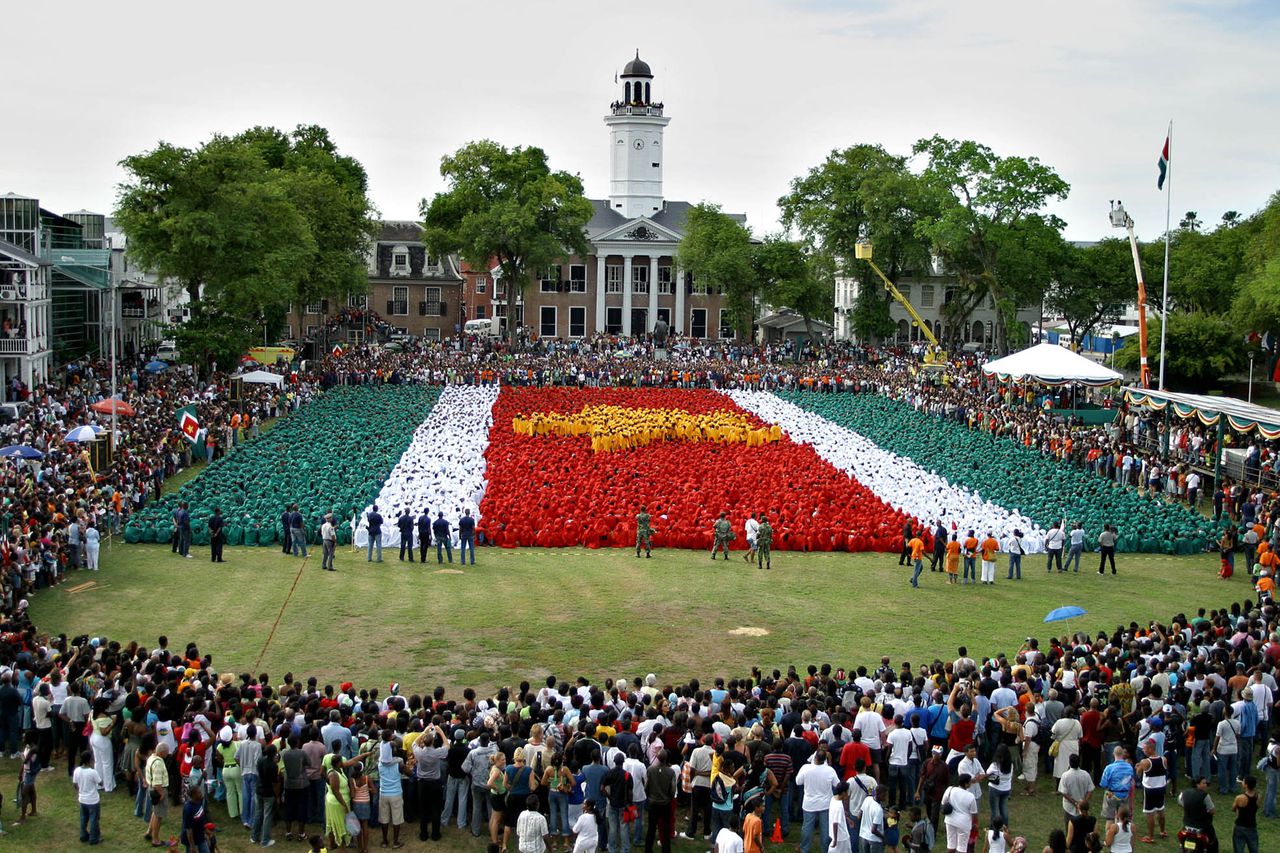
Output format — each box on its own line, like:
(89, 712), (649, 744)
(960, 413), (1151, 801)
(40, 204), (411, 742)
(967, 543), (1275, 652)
(633, 139), (645, 150)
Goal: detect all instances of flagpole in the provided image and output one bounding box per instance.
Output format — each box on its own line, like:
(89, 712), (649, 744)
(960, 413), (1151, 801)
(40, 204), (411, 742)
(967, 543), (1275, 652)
(1159, 120), (1172, 390)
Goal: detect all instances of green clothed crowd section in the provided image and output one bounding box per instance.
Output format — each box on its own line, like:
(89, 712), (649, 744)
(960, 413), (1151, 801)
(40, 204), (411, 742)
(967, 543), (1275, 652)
(776, 391), (1223, 554)
(125, 385), (441, 547)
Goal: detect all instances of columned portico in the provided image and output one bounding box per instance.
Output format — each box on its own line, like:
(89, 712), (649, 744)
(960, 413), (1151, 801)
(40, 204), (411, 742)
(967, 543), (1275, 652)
(622, 256), (633, 336)
(595, 255), (606, 333)
(648, 256), (658, 332)
(675, 264), (685, 334)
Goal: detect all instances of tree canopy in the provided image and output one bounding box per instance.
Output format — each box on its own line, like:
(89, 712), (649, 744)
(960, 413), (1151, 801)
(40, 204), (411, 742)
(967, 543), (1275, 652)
(911, 135), (1070, 354)
(114, 124), (377, 329)
(421, 141), (593, 343)
(675, 203), (758, 337)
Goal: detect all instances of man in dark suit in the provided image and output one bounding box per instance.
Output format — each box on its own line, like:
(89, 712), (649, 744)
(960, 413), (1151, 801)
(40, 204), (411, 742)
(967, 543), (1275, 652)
(281, 505), (293, 554)
(416, 510), (432, 563)
(397, 509), (416, 562)
(432, 512), (452, 564)
(458, 510), (476, 565)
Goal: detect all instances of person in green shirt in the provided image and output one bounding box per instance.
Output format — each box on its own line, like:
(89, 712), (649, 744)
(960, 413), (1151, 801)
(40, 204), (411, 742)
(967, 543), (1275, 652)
(635, 507), (653, 558)
(712, 512), (733, 561)
(756, 516), (773, 571)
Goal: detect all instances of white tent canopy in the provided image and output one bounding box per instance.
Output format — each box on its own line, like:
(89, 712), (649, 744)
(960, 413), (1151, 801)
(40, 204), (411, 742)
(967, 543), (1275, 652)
(980, 342), (1123, 387)
(237, 369), (285, 387)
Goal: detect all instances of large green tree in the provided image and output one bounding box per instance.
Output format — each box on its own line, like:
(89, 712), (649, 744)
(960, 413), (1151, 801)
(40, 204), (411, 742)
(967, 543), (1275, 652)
(676, 204), (758, 338)
(1114, 311), (1247, 391)
(752, 236), (833, 343)
(421, 140), (593, 344)
(1046, 238), (1135, 347)
(778, 144), (932, 342)
(114, 125), (377, 324)
(1233, 192), (1280, 334)
(912, 136), (1070, 354)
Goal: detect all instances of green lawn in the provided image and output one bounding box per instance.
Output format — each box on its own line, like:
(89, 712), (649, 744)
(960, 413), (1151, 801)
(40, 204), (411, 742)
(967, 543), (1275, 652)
(13, 542), (1276, 852)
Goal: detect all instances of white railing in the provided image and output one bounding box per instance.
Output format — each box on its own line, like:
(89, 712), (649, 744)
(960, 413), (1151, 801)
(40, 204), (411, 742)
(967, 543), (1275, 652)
(0, 337), (32, 354)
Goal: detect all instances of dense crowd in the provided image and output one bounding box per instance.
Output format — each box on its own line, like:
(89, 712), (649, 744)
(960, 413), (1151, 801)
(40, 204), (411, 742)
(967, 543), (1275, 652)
(4, 589), (1280, 853)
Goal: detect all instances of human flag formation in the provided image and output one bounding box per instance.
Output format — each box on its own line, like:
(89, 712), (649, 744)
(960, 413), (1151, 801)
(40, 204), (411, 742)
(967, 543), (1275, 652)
(1157, 134), (1170, 189)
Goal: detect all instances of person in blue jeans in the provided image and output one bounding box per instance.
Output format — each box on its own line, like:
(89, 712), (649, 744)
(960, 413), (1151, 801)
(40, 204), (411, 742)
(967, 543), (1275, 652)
(1006, 531), (1025, 580)
(366, 505), (384, 562)
(432, 513), (453, 563)
(1215, 708), (1240, 796)
(458, 509), (476, 565)
(72, 750), (102, 844)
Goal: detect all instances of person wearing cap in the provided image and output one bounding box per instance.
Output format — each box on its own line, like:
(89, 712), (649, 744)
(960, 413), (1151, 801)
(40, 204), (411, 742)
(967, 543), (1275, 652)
(215, 727), (242, 823)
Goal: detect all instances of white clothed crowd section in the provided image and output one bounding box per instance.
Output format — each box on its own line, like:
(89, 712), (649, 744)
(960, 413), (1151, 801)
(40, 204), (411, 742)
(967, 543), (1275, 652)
(723, 390), (1047, 552)
(354, 385), (499, 548)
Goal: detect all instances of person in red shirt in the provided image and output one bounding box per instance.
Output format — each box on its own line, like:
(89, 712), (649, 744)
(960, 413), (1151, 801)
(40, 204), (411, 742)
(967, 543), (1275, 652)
(176, 728), (209, 802)
(1079, 699), (1103, 779)
(839, 732), (872, 780)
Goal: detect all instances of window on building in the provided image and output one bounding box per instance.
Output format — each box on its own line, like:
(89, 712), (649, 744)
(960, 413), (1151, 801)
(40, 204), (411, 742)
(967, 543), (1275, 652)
(305, 302), (323, 315)
(606, 265), (623, 294)
(348, 293), (367, 308)
(474, 304), (486, 319)
(422, 286), (441, 316)
(423, 328), (441, 341)
(690, 308), (707, 338)
(657, 266), (673, 294)
(606, 307), (623, 334)
(569, 264), (586, 293)
(425, 254), (439, 271)
(540, 265), (561, 293)
(474, 275), (487, 294)
(391, 245), (410, 276)
(632, 264), (649, 294)
(569, 306), (586, 338)
(718, 309), (734, 339)
(540, 306), (557, 338)
(494, 302), (507, 318)
(305, 325), (319, 338)
(391, 286), (408, 316)
(690, 272), (708, 295)
(920, 284), (935, 307)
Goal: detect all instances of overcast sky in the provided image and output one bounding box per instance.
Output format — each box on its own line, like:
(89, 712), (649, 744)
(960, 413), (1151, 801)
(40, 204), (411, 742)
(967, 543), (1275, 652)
(4, 0), (1277, 243)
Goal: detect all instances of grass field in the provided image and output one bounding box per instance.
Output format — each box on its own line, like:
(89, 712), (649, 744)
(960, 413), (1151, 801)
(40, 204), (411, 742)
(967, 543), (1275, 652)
(10, 542), (1276, 852)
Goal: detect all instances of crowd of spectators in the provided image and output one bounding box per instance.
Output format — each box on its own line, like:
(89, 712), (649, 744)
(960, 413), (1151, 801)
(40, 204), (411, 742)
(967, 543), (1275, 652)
(3, 593), (1280, 851)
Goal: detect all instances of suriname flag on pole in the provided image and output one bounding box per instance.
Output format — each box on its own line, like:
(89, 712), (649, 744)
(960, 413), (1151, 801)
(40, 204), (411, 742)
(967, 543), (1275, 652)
(177, 405), (201, 444)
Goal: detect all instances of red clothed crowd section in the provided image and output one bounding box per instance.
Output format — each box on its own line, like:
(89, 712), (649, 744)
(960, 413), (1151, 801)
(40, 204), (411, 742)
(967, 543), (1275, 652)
(479, 388), (913, 551)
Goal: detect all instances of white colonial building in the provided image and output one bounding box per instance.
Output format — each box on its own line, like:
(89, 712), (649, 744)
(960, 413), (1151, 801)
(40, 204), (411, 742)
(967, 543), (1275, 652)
(488, 52), (745, 342)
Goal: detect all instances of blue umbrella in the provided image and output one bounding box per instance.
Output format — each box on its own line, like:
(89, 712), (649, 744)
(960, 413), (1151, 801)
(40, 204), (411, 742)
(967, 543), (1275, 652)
(145, 360), (169, 373)
(64, 425), (101, 442)
(0, 444), (44, 459)
(1044, 605), (1087, 623)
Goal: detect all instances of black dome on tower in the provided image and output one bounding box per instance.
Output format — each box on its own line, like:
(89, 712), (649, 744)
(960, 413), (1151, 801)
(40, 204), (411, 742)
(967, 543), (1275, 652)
(622, 50), (652, 78)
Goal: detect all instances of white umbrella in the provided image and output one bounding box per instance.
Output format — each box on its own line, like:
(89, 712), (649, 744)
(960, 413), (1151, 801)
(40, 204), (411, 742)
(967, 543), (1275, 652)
(64, 425), (102, 442)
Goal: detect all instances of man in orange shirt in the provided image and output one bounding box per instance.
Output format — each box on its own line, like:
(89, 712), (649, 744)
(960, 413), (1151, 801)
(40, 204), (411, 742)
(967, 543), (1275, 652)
(908, 532), (926, 589)
(1256, 569), (1276, 602)
(979, 531), (1000, 585)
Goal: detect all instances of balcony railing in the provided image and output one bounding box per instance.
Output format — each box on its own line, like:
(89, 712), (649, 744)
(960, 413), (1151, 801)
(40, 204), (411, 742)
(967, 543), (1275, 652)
(609, 103), (665, 117)
(0, 337), (33, 354)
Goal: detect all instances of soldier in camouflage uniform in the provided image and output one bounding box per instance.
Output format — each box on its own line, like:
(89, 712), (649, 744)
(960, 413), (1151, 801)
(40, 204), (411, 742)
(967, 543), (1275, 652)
(711, 511), (733, 560)
(756, 515), (773, 570)
(635, 506), (653, 558)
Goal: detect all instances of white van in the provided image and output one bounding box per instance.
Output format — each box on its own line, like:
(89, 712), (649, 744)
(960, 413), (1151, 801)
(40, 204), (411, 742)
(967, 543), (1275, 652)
(464, 318), (500, 337)
(156, 340), (180, 362)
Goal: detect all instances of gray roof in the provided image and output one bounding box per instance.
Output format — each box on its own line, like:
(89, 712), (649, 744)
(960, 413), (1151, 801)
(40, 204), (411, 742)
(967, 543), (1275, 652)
(378, 220), (423, 242)
(622, 51), (652, 78)
(586, 199), (746, 241)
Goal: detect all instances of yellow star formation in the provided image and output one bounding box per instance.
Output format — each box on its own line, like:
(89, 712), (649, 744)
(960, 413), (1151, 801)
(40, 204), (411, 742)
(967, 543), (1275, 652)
(512, 406), (782, 453)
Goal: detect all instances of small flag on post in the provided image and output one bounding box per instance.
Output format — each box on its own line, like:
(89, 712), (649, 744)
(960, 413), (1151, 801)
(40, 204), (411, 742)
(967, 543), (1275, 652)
(331, 343), (344, 358)
(177, 405), (201, 444)
(1157, 135), (1170, 190)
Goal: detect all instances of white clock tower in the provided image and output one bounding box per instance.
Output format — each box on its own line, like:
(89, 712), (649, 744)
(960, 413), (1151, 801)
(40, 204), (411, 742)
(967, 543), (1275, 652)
(604, 51), (670, 219)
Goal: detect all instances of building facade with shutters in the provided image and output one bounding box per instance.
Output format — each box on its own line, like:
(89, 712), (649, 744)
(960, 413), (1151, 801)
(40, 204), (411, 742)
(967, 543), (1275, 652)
(284, 220), (463, 345)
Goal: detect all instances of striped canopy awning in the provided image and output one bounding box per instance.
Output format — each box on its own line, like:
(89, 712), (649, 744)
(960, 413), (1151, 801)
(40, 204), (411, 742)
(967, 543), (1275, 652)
(1123, 387), (1280, 440)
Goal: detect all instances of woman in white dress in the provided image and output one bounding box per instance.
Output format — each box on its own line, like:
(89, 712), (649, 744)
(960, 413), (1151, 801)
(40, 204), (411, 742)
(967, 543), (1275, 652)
(90, 699), (116, 792)
(1050, 708), (1084, 780)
